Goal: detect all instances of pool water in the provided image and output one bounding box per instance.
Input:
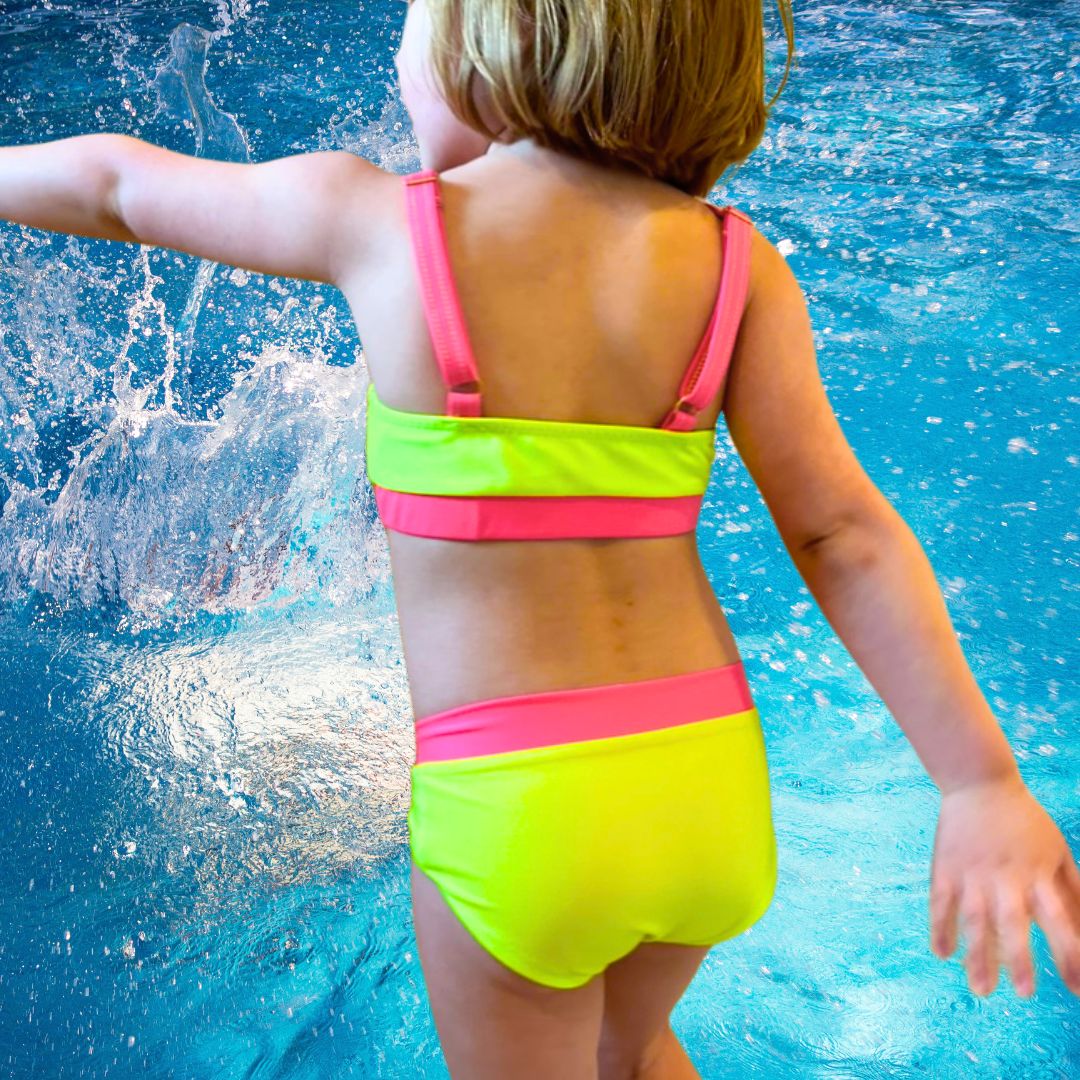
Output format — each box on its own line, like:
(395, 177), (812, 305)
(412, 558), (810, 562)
(0, 1), (1076, 1076)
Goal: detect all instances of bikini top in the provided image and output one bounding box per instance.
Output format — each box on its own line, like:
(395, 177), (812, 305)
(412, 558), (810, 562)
(365, 168), (753, 542)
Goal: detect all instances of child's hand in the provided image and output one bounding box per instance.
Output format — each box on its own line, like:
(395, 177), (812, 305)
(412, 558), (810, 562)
(929, 774), (1080, 998)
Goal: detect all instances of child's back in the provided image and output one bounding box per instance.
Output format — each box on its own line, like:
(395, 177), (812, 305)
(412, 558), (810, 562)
(347, 142), (818, 721)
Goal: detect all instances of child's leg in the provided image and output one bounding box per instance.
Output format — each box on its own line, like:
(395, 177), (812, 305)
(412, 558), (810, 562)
(598, 942), (710, 1080)
(411, 861), (606, 1079)
(629, 1026), (702, 1080)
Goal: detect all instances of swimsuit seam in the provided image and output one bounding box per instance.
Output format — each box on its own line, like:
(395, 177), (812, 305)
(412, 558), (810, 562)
(412, 706), (761, 770)
(369, 387), (716, 443)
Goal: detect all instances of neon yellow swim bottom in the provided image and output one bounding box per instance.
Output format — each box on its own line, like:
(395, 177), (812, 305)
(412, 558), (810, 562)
(408, 661), (778, 989)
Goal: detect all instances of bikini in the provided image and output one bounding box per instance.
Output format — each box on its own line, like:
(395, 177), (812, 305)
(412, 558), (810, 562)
(367, 168), (777, 989)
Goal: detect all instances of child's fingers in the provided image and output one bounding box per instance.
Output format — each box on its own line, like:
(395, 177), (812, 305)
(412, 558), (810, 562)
(960, 885), (998, 996)
(929, 874), (960, 958)
(991, 881), (1035, 997)
(1058, 856), (1080, 925)
(1032, 876), (1080, 996)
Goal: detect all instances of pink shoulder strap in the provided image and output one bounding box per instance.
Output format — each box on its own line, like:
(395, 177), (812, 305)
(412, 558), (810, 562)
(660, 205), (753, 431)
(402, 169), (483, 417)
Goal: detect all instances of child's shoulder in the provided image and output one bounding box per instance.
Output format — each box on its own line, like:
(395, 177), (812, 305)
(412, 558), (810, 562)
(742, 218), (792, 298)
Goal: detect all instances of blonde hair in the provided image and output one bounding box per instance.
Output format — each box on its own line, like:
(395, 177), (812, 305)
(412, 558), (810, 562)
(426, 0), (796, 197)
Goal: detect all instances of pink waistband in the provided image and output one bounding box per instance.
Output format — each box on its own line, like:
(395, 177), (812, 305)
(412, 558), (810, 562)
(373, 485), (702, 541)
(414, 661), (754, 764)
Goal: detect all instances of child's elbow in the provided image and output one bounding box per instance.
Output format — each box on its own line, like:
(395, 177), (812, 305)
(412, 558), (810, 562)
(98, 134), (143, 241)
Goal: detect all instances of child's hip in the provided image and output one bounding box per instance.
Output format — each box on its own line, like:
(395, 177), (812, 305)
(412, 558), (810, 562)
(407, 661), (778, 986)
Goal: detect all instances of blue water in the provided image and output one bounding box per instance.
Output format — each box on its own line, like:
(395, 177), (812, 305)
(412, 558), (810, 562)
(1, 0), (1077, 1076)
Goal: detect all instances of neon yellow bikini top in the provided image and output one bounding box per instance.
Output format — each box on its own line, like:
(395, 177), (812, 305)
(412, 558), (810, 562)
(365, 169), (753, 542)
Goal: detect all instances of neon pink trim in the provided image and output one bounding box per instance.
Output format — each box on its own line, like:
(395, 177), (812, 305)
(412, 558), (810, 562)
(661, 206), (753, 431)
(403, 170), (483, 416)
(414, 661), (754, 764)
(373, 484), (702, 540)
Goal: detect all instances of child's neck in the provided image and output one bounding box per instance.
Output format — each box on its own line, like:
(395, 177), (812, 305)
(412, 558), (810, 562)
(482, 136), (644, 189)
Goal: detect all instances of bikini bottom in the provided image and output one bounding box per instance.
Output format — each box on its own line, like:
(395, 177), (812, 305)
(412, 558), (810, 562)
(408, 660), (777, 989)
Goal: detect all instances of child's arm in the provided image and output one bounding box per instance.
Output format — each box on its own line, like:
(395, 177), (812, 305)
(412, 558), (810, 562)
(725, 229), (1080, 999)
(0, 133), (394, 288)
(727, 231), (1018, 795)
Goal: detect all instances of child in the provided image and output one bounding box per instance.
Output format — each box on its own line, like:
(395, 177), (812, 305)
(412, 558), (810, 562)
(2, 1), (1078, 1077)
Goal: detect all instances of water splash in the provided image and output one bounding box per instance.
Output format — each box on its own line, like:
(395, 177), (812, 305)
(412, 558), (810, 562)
(0, 20), (389, 622)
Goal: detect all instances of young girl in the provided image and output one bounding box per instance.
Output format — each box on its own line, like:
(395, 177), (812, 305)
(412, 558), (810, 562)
(3, 0), (1078, 1076)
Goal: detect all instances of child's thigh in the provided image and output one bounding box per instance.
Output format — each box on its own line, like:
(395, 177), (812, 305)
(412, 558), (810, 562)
(598, 940), (712, 1076)
(410, 861), (605, 1080)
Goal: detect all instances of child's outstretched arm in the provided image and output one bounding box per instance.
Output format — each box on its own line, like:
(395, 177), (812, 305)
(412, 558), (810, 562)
(0, 133), (393, 288)
(725, 229), (1080, 1001)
